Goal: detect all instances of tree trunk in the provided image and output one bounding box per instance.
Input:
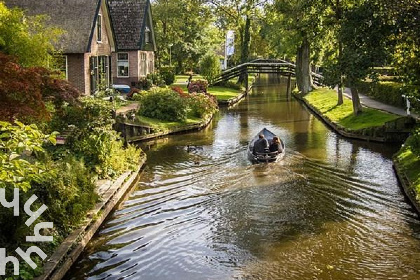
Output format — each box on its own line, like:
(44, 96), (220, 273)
(350, 86), (363, 115)
(337, 40), (343, 105)
(237, 16), (251, 85)
(296, 37), (313, 95)
(337, 86), (344, 105)
(337, 74), (343, 105)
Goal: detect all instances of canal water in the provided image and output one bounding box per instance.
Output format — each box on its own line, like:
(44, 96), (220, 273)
(65, 76), (420, 280)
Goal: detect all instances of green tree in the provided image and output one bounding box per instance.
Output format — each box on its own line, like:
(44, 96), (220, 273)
(338, 1), (394, 115)
(390, 0), (420, 98)
(0, 2), (62, 68)
(272, 0), (327, 95)
(153, 0), (222, 73)
(208, 0), (268, 83)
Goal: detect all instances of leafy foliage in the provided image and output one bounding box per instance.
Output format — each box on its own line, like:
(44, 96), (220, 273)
(199, 52), (221, 84)
(0, 52), (80, 124)
(152, 0), (223, 72)
(0, 121), (98, 271)
(50, 98), (142, 178)
(0, 2), (62, 68)
(356, 81), (406, 108)
(159, 66), (176, 85)
(188, 80), (208, 94)
(0, 121), (56, 192)
(407, 128), (420, 158)
(33, 155), (98, 234)
(138, 88), (188, 121)
(187, 93), (218, 118)
(171, 86), (188, 98)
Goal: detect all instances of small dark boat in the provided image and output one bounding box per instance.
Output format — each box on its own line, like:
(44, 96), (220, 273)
(248, 128), (285, 163)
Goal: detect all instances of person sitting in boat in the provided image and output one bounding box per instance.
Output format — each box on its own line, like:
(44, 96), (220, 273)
(253, 134), (269, 154)
(269, 136), (283, 153)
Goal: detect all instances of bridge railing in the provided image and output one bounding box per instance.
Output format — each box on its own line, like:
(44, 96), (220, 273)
(212, 60), (324, 86)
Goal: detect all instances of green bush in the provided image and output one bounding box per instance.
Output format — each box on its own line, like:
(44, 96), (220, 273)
(159, 66), (176, 85)
(137, 77), (153, 90)
(199, 52), (221, 84)
(188, 80), (208, 93)
(356, 81), (405, 108)
(187, 93), (218, 118)
(407, 128), (420, 157)
(138, 88), (188, 121)
(33, 155), (98, 234)
(50, 97), (142, 178)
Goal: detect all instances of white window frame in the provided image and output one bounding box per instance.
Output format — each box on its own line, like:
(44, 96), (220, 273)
(117, 52), (129, 78)
(97, 14), (102, 43)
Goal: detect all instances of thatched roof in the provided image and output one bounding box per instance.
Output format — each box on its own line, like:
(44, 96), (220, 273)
(4, 0), (102, 53)
(107, 0), (148, 51)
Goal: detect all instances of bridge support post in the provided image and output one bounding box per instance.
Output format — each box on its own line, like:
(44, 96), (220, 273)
(244, 70), (249, 94)
(286, 74), (292, 100)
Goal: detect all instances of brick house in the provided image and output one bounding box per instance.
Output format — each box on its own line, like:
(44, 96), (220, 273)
(4, 0), (116, 95)
(107, 0), (156, 87)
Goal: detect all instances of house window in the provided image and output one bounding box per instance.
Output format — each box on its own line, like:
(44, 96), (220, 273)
(117, 53), (129, 77)
(140, 52), (147, 76)
(144, 26), (150, 44)
(97, 14), (102, 42)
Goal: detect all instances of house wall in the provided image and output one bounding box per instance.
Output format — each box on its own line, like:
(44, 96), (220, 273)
(112, 50), (155, 87)
(112, 51), (139, 86)
(136, 51), (154, 78)
(67, 54), (86, 94)
(84, 2), (113, 94)
(90, 4), (113, 57)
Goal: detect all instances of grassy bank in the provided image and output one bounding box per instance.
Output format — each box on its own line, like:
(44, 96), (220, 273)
(173, 75), (246, 102)
(135, 115), (204, 132)
(304, 88), (400, 130)
(395, 143), (420, 202)
(208, 86), (242, 101)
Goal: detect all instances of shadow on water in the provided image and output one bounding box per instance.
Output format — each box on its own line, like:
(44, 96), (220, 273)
(65, 75), (420, 280)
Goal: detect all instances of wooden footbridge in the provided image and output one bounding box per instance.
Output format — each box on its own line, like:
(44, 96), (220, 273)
(212, 59), (323, 88)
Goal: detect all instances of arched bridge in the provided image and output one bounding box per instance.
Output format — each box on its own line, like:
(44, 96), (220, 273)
(212, 59), (323, 86)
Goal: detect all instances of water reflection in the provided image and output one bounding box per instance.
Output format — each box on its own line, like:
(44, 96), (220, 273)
(65, 76), (420, 280)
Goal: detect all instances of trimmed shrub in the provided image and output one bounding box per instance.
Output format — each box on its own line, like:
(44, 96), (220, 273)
(199, 52), (221, 84)
(356, 81), (405, 108)
(188, 80), (208, 94)
(137, 77), (153, 90)
(171, 86), (189, 98)
(138, 88), (188, 121)
(187, 93), (218, 118)
(159, 66), (176, 85)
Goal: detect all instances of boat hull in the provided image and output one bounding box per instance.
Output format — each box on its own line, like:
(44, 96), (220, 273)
(247, 128), (285, 163)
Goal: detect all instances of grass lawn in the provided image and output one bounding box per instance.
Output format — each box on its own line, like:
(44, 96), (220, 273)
(207, 86), (242, 101)
(305, 88), (400, 130)
(174, 74), (204, 84)
(172, 75), (244, 102)
(135, 115), (203, 131)
(395, 144), (420, 202)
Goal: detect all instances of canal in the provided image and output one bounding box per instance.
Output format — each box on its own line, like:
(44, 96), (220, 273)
(65, 76), (420, 280)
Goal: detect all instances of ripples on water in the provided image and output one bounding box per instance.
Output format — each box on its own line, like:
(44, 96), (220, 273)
(66, 78), (420, 280)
